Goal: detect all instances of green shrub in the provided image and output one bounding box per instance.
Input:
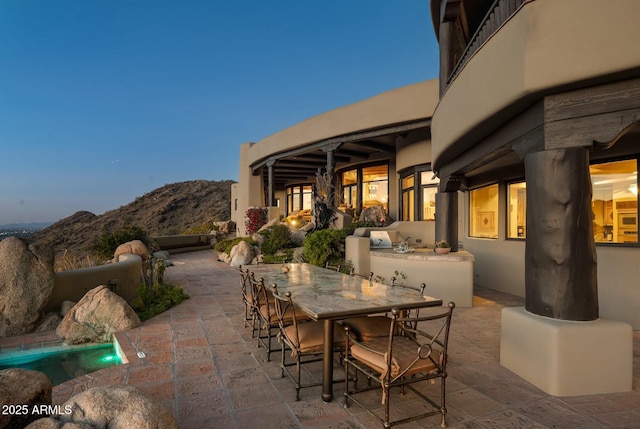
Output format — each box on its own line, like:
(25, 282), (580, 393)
(131, 283), (189, 321)
(183, 221), (219, 235)
(303, 228), (346, 268)
(259, 224), (292, 255)
(214, 237), (256, 254)
(343, 221), (377, 236)
(262, 249), (294, 264)
(90, 225), (151, 260)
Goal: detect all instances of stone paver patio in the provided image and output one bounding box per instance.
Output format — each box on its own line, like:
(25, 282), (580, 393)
(4, 249), (639, 428)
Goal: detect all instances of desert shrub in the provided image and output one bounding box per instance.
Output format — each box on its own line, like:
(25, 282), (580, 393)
(301, 221), (377, 271)
(90, 225), (151, 260)
(183, 221), (219, 235)
(262, 249), (294, 264)
(131, 283), (189, 321)
(214, 237), (256, 254)
(343, 221), (377, 236)
(259, 224), (292, 255)
(245, 206), (268, 234)
(303, 228), (347, 269)
(54, 250), (103, 272)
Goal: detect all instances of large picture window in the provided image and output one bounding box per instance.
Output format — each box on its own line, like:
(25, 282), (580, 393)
(362, 165), (388, 213)
(590, 159), (638, 244)
(285, 184), (312, 216)
(338, 163), (389, 217)
(399, 168), (439, 221)
(470, 184), (499, 238)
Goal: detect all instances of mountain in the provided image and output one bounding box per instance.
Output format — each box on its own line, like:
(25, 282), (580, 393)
(32, 179), (235, 257)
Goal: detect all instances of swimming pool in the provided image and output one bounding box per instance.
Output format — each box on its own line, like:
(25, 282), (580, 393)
(0, 341), (123, 386)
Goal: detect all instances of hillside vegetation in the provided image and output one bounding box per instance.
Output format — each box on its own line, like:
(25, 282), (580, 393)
(33, 180), (234, 258)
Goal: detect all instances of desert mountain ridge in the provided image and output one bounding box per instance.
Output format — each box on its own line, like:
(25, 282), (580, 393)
(32, 179), (235, 257)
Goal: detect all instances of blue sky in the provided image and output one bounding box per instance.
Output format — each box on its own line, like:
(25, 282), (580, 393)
(0, 1), (439, 225)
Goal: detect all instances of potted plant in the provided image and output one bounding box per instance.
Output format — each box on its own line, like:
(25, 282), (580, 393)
(434, 240), (452, 254)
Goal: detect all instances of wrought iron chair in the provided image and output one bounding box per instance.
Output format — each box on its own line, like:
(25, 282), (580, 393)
(251, 276), (308, 361)
(342, 280), (427, 342)
(271, 285), (346, 400)
(349, 267), (374, 281)
(325, 262), (342, 272)
(343, 302), (455, 428)
(237, 266), (253, 328)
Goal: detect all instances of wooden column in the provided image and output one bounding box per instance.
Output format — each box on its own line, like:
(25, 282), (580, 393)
(435, 191), (458, 252)
(524, 147), (598, 321)
(266, 161), (275, 207)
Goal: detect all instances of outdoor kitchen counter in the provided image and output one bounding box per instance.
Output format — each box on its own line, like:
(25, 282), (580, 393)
(369, 248), (475, 307)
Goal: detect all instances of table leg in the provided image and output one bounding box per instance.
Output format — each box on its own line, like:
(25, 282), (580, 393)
(322, 319), (334, 402)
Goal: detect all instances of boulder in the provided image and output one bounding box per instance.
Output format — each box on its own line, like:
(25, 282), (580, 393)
(0, 237), (55, 338)
(25, 385), (178, 429)
(359, 205), (386, 224)
(113, 240), (150, 264)
(214, 220), (236, 234)
(56, 286), (140, 345)
(0, 368), (52, 429)
(60, 301), (76, 318)
(229, 240), (256, 267)
(35, 313), (62, 333)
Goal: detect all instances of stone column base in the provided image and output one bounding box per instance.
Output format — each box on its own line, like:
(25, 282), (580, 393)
(500, 307), (632, 396)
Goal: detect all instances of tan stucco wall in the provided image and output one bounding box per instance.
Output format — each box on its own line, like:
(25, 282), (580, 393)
(432, 0), (640, 167)
(396, 136), (432, 172)
(248, 79), (439, 166)
(235, 142), (265, 236)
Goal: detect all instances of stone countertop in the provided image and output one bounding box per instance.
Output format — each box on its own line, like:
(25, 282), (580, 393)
(370, 248), (475, 262)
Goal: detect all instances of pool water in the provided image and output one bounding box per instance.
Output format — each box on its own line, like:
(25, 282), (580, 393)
(0, 343), (122, 386)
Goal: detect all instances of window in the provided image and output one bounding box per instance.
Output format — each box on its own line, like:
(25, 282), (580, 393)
(341, 169), (357, 209)
(362, 165), (389, 213)
(420, 171), (438, 221)
(285, 184), (312, 216)
(470, 184), (499, 238)
(401, 175), (415, 221)
(507, 182), (526, 238)
(590, 159), (638, 244)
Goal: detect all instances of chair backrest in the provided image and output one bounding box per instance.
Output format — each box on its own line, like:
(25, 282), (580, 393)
(385, 302), (455, 382)
(271, 285), (301, 332)
(349, 267), (374, 281)
(325, 262), (342, 272)
(249, 273), (270, 309)
(238, 266), (250, 298)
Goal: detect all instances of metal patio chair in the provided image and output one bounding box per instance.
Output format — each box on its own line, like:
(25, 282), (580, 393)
(342, 280), (427, 342)
(272, 286), (346, 400)
(343, 302), (455, 428)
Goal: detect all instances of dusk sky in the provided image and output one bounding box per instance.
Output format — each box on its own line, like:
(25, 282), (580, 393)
(0, 1), (440, 225)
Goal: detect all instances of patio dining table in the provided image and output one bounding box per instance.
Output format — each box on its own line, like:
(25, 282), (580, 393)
(247, 263), (443, 402)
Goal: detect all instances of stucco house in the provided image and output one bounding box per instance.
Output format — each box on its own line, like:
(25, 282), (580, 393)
(233, 0), (638, 396)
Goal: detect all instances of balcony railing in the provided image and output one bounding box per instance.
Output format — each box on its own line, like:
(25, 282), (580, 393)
(447, 0), (527, 86)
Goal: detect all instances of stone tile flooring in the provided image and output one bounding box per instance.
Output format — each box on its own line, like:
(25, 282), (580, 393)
(4, 249), (639, 428)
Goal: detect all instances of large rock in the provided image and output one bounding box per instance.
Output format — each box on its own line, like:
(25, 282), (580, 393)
(229, 240), (256, 267)
(214, 220), (236, 234)
(56, 286), (140, 344)
(359, 205), (386, 224)
(25, 385), (178, 429)
(0, 368), (52, 429)
(0, 237), (55, 338)
(113, 240), (150, 264)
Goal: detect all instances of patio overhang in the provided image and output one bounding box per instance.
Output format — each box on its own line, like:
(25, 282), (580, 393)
(250, 118), (431, 187)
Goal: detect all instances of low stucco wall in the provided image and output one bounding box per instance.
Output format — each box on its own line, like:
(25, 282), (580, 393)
(47, 254), (143, 313)
(154, 235), (213, 254)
